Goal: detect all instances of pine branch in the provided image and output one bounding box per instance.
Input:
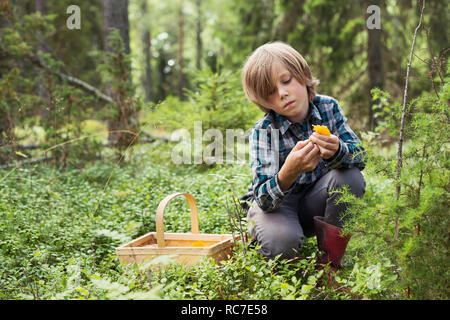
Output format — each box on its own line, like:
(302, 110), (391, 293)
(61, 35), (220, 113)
(28, 53), (114, 104)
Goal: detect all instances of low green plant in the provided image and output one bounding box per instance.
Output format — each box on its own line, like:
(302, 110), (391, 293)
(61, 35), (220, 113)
(152, 240), (326, 300)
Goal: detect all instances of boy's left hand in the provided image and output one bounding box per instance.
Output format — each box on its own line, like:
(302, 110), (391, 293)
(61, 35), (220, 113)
(309, 132), (340, 160)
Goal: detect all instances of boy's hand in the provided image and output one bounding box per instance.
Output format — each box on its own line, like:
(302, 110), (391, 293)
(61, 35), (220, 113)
(278, 140), (320, 191)
(289, 140), (321, 171)
(309, 132), (340, 160)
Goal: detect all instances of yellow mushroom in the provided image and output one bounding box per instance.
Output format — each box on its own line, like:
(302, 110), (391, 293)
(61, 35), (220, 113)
(190, 241), (205, 247)
(312, 124), (331, 136)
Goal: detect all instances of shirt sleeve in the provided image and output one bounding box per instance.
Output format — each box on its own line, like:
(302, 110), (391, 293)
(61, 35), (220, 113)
(249, 126), (295, 212)
(325, 101), (366, 170)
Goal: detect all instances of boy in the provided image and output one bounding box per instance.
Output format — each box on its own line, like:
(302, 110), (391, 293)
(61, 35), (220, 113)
(241, 42), (366, 269)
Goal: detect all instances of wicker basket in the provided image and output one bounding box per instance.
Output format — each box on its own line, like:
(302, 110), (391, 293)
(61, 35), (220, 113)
(116, 192), (236, 267)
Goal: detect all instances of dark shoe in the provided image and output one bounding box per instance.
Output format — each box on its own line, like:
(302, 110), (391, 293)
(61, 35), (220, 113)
(313, 216), (351, 268)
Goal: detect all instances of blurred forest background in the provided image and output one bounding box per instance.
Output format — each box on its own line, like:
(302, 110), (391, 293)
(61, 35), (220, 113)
(0, 0), (448, 300)
(1, 0), (448, 161)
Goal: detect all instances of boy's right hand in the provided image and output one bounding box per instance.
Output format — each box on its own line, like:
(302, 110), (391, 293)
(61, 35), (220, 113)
(278, 140), (320, 191)
(288, 140), (321, 172)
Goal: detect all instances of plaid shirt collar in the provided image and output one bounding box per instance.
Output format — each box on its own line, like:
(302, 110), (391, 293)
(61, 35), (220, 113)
(271, 101), (323, 135)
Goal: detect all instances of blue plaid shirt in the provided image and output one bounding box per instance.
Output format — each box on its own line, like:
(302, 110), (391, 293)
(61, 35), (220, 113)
(248, 94), (366, 212)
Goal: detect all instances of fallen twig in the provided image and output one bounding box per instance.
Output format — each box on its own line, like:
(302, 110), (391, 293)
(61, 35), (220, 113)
(141, 130), (178, 143)
(0, 156), (53, 169)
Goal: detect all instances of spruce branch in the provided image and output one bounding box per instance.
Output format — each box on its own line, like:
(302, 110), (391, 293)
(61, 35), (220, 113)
(394, 0), (426, 239)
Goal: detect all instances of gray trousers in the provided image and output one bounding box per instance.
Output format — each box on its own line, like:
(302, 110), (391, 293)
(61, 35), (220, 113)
(247, 167), (365, 260)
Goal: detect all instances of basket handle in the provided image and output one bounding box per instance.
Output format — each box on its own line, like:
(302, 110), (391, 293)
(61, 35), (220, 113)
(155, 192), (199, 248)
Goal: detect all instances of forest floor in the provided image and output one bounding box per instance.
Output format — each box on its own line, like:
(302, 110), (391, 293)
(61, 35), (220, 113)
(0, 127), (406, 299)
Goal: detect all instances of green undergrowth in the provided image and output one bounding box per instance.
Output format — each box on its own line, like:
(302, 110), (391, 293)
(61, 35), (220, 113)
(0, 142), (363, 300)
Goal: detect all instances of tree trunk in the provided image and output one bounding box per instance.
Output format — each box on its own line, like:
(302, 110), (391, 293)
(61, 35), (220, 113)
(103, 0), (130, 56)
(0, 11), (6, 151)
(102, 0), (134, 148)
(366, 0), (385, 130)
(195, 0), (203, 70)
(178, 0), (184, 100)
(272, 1), (304, 41)
(141, 0), (152, 102)
(35, 0), (49, 117)
(0, 5), (15, 161)
(157, 48), (168, 100)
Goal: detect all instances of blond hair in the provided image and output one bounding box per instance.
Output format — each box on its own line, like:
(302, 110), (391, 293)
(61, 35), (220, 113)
(241, 42), (320, 113)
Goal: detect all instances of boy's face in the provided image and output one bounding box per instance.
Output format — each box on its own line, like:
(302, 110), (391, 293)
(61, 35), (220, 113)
(266, 61), (309, 124)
